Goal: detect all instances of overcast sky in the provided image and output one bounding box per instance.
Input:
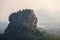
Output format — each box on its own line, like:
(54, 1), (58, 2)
(0, 0), (60, 22)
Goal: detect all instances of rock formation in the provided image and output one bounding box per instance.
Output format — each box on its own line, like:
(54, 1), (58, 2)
(9, 9), (37, 28)
(3, 9), (42, 40)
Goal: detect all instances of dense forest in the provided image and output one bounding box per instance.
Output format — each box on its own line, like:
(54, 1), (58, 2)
(0, 9), (60, 40)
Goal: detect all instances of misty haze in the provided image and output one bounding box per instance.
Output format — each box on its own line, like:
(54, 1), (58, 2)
(0, 9), (60, 36)
(0, 0), (60, 40)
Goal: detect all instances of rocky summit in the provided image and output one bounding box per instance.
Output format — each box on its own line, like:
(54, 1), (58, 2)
(9, 9), (37, 28)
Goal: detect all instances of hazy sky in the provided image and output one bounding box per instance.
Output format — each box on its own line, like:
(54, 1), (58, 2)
(0, 0), (60, 22)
